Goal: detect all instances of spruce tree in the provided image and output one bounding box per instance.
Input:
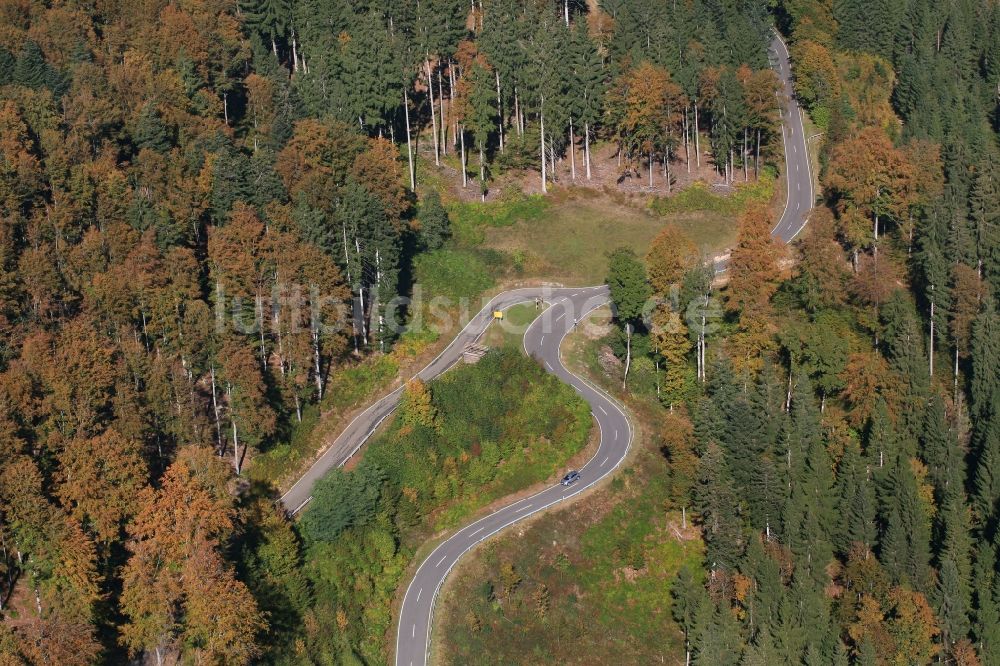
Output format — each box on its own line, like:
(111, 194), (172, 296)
(13, 41), (47, 89)
(417, 190), (450, 251)
(695, 442), (744, 569)
(971, 297), (1000, 422)
(974, 542), (1000, 664)
(0, 47), (13, 86)
(836, 441), (878, 556)
(134, 103), (172, 153)
(878, 453), (933, 593)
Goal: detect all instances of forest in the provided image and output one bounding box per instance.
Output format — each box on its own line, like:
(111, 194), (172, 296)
(0, 0), (996, 664)
(589, 0), (1000, 664)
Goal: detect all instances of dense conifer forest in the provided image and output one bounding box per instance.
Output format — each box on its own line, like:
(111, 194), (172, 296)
(0, 0), (996, 664)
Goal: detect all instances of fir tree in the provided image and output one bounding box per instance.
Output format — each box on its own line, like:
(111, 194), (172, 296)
(134, 103), (172, 153)
(13, 41), (47, 89)
(0, 47), (14, 86)
(417, 190), (450, 251)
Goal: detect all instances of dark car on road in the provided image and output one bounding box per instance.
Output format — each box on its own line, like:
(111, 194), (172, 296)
(560, 471), (581, 486)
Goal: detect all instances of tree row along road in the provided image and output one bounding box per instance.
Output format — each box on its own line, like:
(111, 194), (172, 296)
(277, 29), (814, 666)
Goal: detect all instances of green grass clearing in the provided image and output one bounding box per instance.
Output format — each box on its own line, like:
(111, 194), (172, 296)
(477, 191), (736, 284)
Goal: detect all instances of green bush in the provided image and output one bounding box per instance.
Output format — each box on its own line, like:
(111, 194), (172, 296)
(414, 248), (495, 300)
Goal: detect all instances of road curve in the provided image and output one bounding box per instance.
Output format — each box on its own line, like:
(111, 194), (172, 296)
(279, 286), (612, 514)
(770, 31), (814, 243)
(395, 286), (631, 666)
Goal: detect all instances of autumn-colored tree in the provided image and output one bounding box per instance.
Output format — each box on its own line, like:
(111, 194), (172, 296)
(646, 226), (697, 297)
(56, 428), (147, 544)
(839, 352), (895, 427)
(121, 447), (262, 660)
(181, 535), (267, 664)
(726, 204), (782, 318)
(794, 207), (850, 311)
(350, 137), (408, 222)
(399, 379), (438, 431)
(275, 118), (365, 209)
(607, 61), (685, 187)
(887, 587), (940, 664)
(790, 40), (839, 114)
(825, 126), (913, 263)
(650, 304), (691, 402)
(219, 339), (276, 475)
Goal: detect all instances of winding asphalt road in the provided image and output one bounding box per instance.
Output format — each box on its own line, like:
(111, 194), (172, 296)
(278, 286), (605, 514)
(770, 32), (814, 243)
(276, 27), (814, 666)
(393, 30), (816, 666)
(395, 287), (630, 666)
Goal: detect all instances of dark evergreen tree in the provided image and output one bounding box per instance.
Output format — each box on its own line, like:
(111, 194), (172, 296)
(134, 103), (173, 153)
(835, 441), (878, 556)
(0, 47), (14, 86)
(878, 452), (933, 592)
(695, 442), (744, 569)
(417, 190), (450, 251)
(13, 41), (47, 89)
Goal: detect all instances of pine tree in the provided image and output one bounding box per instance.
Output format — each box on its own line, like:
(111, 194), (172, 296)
(836, 441), (878, 555)
(13, 41), (47, 89)
(971, 297), (1000, 422)
(417, 190), (450, 251)
(0, 47), (15, 86)
(878, 453), (933, 593)
(695, 442), (744, 569)
(134, 103), (172, 153)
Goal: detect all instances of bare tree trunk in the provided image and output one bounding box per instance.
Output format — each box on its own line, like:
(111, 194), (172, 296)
(666, 147), (671, 194)
(755, 129), (761, 180)
(479, 144), (486, 201)
(743, 128), (748, 182)
(440, 68), (448, 154)
(694, 101), (701, 167)
(425, 59), (440, 165)
(684, 107), (690, 173)
(228, 383), (241, 475)
(569, 117), (576, 180)
(449, 65), (457, 149)
(342, 223), (359, 353)
(403, 88), (415, 189)
(514, 88), (522, 136)
(540, 102), (547, 193)
(623, 322), (632, 389)
(210, 365), (223, 454)
(355, 238), (368, 345)
(459, 126), (467, 187)
(496, 69), (504, 153)
(312, 323), (323, 398)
